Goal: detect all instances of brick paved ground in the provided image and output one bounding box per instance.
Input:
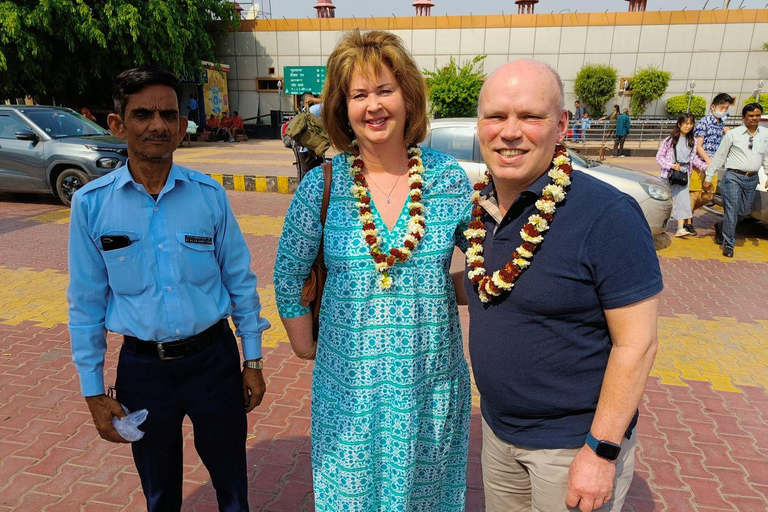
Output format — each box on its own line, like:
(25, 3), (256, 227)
(1, 168), (767, 511)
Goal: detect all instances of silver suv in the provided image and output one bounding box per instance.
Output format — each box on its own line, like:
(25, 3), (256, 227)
(0, 106), (127, 206)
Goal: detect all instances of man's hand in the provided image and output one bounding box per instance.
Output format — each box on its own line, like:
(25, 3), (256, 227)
(565, 446), (617, 512)
(702, 180), (712, 192)
(242, 368), (266, 412)
(85, 394), (129, 443)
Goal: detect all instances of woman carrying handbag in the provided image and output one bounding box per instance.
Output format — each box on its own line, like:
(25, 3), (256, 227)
(656, 113), (708, 237)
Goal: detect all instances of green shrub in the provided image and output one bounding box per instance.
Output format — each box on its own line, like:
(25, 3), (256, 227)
(574, 64), (618, 117)
(666, 94), (707, 118)
(743, 95), (768, 112)
(423, 55), (486, 118)
(629, 67), (671, 116)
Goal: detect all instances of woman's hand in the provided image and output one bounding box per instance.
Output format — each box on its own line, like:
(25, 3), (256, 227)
(671, 163), (681, 171)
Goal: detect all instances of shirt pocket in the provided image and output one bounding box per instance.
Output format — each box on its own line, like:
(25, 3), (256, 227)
(176, 232), (219, 285)
(100, 234), (152, 296)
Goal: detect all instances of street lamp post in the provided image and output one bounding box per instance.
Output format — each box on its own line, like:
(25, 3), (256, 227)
(620, 80), (629, 109)
(756, 79), (765, 104)
(686, 80), (697, 113)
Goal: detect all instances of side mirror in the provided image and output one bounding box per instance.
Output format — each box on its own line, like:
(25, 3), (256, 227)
(15, 130), (39, 142)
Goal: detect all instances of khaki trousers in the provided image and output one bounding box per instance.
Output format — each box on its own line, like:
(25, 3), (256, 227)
(481, 417), (636, 512)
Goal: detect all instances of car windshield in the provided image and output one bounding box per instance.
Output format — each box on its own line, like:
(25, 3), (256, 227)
(567, 148), (600, 168)
(22, 109), (108, 138)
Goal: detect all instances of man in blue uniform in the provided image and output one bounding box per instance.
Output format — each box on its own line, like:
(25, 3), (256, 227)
(67, 67), (270, 512)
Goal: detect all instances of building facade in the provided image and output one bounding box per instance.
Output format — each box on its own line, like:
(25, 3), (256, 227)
(215, 9), (768, 122)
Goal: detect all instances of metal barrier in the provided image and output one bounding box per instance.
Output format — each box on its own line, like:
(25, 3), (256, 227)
(566, 117), (743, 148)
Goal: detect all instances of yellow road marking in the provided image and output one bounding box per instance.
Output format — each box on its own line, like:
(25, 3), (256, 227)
(25, 210), (71, 225)
(655, 232), (768, 263)
(4, 264), (765, 397)
(237, 215), (284, 237)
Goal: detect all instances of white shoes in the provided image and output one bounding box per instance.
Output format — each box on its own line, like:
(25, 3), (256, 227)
(675, 228), (690, 238)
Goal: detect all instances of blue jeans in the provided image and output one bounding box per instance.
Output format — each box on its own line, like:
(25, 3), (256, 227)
(720, 171), (759, 250)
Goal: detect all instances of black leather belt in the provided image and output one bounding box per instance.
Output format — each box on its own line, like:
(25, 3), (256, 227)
(727, 168), (758, 177)
(122, 319), (228, 360)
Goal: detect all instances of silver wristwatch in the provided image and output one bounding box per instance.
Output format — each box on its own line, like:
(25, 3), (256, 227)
(243, 359), (263, 370)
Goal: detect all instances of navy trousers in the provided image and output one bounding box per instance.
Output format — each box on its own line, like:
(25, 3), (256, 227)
(115, 325), (248, 512)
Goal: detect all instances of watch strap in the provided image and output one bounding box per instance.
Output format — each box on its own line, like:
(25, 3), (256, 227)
(585, 431), (621, 461)
(243, 359), (263, 370)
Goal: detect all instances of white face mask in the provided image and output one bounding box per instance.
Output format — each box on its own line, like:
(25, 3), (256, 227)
(712, 110), (727, 119)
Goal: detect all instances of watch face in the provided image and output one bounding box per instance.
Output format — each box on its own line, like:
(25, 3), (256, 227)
(596, 441), (621, 461)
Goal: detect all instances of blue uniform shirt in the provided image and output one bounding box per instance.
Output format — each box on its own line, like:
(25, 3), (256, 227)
(68, 163), (270, 396)
(465, 168), (663, 450)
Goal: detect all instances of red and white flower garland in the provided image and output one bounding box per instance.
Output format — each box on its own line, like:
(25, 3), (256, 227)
(464, 144), (572, 303)
(349, 146), (426, 289)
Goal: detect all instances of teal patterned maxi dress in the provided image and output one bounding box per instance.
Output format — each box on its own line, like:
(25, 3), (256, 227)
(274, 148), (473, 511)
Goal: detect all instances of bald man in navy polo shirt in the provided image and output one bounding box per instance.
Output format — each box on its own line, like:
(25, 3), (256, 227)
(459, 60), (661, 512)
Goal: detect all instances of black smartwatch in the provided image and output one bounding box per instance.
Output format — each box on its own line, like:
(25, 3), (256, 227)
(585, 431), (621, 461)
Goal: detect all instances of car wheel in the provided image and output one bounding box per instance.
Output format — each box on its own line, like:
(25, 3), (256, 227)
(55, 168), (89, 207)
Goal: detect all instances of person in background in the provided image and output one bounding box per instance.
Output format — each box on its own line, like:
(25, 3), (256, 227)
(80, 107), (97, 123)
(689, 93), (734, 235)
(187, 93), (199, 124)
(600, 104), (620, 122)
(613, 108), (631, 157)
(274, 29), (472, 511)
(219, 111), (232, 141)
(656, 114), (708, 238)
(704, 102), (768, 257)
(304, 94), (323, 119)
(578, 112), (591, 142)
(228, 111), (245, 142)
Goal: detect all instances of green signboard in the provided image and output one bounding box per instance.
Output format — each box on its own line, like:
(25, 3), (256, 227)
(284, 66), (327, 95)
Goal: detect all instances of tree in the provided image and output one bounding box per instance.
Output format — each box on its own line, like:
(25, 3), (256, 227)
(573, 64), (618, 117)
(629, 66), (671, 116)
(0, 0), (239, 104)
(666, 94), (707, 118)
(423, 55), (486, 119)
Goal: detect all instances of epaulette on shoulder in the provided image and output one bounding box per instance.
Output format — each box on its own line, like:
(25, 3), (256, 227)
(185, 168), (222, 189)
(78, 172), (116, 195)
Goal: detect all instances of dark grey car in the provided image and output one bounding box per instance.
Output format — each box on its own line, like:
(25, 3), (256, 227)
(0, 105), (127, 206)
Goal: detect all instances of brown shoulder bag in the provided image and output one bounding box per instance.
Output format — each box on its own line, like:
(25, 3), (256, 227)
(296, 162), (332, 359)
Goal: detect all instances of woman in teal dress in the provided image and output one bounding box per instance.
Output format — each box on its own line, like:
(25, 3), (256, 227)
(274, 30), (472, 511)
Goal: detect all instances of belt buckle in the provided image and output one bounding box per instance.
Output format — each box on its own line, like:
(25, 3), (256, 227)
(157, 343), (182, 361)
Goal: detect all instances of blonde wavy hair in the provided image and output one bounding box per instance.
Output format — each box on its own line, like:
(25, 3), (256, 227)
(321, 29), (428, 154)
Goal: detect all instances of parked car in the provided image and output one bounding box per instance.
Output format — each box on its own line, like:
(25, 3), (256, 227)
(422, 118), (673, 235)
(0, 105), (127, 206)
(712, 115), (768, 223)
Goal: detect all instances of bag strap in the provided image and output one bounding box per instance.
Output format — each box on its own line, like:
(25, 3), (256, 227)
(320, 162), (332, 227)
(672, 140), (678, 164)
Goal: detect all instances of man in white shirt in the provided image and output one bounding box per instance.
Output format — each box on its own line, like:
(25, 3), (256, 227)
(704, 103), (768, 257)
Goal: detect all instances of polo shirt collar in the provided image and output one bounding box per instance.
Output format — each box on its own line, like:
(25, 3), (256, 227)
(479, 165), (554, 225)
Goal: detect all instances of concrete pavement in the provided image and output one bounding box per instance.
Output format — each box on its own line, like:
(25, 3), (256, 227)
(0, 156), (767, 511)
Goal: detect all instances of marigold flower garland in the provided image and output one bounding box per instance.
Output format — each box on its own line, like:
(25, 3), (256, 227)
(349, 146), (426, 290)
(465, 144), (572, 303)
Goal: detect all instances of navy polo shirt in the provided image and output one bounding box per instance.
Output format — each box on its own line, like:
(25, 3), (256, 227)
(465, 168), (663, 450)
